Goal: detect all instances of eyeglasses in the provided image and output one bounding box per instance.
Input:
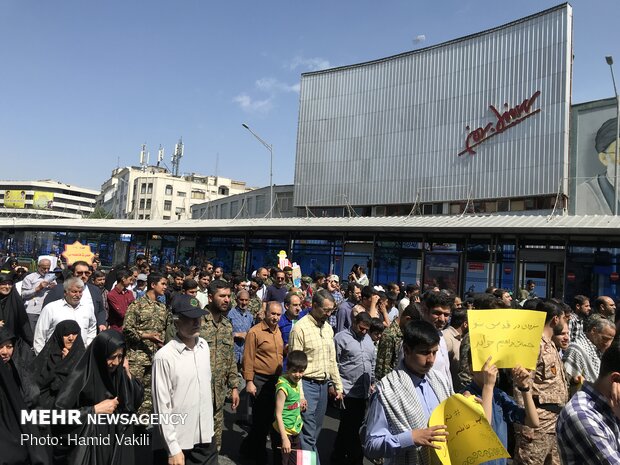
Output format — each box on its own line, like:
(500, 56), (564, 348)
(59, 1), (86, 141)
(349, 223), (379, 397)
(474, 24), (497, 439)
(0, 282), (13, 286)
(75, 271), (92, 276)
(276, 276), (285, 280)
(250, 285), (259, 290)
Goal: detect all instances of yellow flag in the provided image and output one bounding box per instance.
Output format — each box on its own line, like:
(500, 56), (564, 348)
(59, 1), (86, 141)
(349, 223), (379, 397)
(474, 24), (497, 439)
(468, 309), (545, 371)
(429, 394), (509, 465)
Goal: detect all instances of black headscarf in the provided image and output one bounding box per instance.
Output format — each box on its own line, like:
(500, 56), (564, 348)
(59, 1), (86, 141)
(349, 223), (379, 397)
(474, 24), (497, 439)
(33, 320), (85, 408)
(55, 329), (141, 414)
(0, 276), (33, 347)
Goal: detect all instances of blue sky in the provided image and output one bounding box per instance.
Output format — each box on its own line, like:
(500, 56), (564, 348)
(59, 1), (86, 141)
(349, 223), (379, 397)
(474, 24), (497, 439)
(1, 1), (618, 191)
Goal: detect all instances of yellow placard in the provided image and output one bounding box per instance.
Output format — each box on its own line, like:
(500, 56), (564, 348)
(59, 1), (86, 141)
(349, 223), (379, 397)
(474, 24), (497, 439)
(4, 190), (26, 208)
(469, 309), (545, 371)
(61, 241), (95, 265)
(32, 191), (54, 210)
(429, 394), (509, 465)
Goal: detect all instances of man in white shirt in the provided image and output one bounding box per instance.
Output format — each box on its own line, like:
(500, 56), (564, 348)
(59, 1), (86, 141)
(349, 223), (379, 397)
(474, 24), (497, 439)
(33, 277), (97, 354)
(152, 295), (216, 465)
(20, 258), (56, 331)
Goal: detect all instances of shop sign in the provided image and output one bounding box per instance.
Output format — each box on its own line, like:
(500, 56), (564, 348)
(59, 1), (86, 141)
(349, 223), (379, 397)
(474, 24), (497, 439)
(611, 272), (619, 282)
(458, 90), (541, 156)
(566, 272), (576, 281)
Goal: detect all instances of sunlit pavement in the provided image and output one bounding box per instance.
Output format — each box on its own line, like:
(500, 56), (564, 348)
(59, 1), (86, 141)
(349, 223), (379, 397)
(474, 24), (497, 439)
(219, 402), (374, 465)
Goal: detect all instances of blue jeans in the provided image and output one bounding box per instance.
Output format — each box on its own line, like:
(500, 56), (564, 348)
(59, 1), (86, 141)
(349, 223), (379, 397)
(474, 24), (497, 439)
(300, 379), (328, 463)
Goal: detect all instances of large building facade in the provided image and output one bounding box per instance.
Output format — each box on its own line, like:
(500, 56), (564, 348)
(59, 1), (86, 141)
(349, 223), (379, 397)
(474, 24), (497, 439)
(98, 166), (254, 220)
(294, 4), (573, 217)
(191, 185), (295, 219)
(0, 180), (99, 219)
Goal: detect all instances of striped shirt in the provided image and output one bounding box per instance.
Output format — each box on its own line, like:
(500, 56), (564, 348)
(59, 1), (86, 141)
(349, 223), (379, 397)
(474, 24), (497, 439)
(289, 313), (343, 392)
(557, 382), (620, 464)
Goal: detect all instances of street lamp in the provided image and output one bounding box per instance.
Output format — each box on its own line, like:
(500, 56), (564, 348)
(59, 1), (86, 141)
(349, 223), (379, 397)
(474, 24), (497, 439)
(242, 123), (274, 218)
(605, 56), (620, 216)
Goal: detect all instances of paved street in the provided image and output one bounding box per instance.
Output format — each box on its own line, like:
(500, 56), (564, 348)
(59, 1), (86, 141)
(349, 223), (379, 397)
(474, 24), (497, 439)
(218, 402), (374, 465)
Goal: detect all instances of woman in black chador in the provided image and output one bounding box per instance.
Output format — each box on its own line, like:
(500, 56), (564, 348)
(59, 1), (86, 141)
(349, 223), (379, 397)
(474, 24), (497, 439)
(33, 319), (85, 409)
(55, 329), (144, 465)
(0, 327), (50, 464)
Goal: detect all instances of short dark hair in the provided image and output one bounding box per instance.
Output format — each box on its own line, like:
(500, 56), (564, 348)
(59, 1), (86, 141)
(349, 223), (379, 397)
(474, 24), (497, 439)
(283, 266), (293, 272)
(183, 278), (198, 291)
(116, 269), (133, 282)
(369, 317), (385, 334)
(536, 300), (565, 324)
(198, 271), (211, 279)
(423, 291), (454, 310)
(450, 308), (468, 328)
(573, 295), (590, 310)
(208, 279), (231, 295)
(347, 282), (362, 294)
(522, 298), (541, 310)
(72, 260), (90, 270)
(353, 311), (372, 326)
(599, 336), (620, 377)
(402, 302), (422, 321)
(284, 291), (300, 306)
(312, 288), (335, 307)
(361, 285), (375, 300)
(406, 284), (420, 294)
(286, 350), (308, 372)
(147, 272), (165, 290)
(402, 320), (440, 350)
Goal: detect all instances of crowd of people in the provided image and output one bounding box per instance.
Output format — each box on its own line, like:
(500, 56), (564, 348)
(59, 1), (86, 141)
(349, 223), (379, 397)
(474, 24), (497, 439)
(1, 254), (620, 465)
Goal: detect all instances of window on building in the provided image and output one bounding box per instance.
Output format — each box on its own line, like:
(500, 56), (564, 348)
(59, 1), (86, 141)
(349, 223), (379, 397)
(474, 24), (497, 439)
(497, 199), (510, 212)
(145, 214), (150, 220)
(191, 190), (206, 200)
(278, 196), (293, 212)
(218, 186), (229, 196)
(139, 199), (145, 209)
(164, 200), (172, 211)
(146, 199), (151, 209)
(177, 191), (186, 197)
(163, 215), (171, 220)
(175, 207), (185, 215)
(138, 214), (144, 220)
(165, 185), (173, 195)
(147, 183), (153, 194)
(140, 183), (146, 194)
(255, 195), (265, 214)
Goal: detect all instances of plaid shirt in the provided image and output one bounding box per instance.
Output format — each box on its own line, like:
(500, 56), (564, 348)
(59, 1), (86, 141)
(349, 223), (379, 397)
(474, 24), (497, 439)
(568, 313), (585, 343)
(557, 382), (620, 464)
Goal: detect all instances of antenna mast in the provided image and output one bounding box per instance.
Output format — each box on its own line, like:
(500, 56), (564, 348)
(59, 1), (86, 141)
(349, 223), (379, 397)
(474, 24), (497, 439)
(157, 145), (164, 167)
(139, 144), (148, 171)
(171, 138), (183, 176)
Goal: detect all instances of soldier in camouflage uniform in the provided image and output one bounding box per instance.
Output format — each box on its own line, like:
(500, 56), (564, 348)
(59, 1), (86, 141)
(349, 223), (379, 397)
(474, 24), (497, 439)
(123, 272), (169, 416)
(374, 305), (419, 381)
(248, 278), (264, 321)
(513, 301), (568, 465)
(200, 279), (239, 449)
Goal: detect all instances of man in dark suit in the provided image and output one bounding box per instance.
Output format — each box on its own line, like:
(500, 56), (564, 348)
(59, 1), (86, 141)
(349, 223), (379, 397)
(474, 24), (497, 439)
(43, 260), (106, 331)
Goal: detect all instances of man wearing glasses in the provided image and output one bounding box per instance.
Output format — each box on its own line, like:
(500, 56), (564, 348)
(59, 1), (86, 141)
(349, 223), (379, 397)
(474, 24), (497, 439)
(261, 269), (288, 314)
(20, 258), (55, 332)
(43, 261), (107, 331)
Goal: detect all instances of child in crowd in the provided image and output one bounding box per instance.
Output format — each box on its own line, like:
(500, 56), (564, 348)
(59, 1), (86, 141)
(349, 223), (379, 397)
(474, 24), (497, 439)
(271, 350), (308, 465)
(462, 354), (540, 465)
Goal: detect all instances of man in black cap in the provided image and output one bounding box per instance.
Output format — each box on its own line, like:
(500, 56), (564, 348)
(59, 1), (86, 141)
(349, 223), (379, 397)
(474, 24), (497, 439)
(152, 295), (217, 465)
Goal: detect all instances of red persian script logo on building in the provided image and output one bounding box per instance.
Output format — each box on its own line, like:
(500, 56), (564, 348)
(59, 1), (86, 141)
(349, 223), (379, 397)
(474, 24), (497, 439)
(457, 90), (541, 156)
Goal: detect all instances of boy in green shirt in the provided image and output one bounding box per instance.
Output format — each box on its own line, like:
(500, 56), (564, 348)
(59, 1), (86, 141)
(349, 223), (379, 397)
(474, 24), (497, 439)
(271, 350), (308, 465)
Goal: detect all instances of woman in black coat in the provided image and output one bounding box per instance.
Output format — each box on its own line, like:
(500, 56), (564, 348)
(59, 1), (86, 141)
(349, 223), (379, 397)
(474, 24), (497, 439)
(33, 319), (85, 409)
(54, 329), (144, 465)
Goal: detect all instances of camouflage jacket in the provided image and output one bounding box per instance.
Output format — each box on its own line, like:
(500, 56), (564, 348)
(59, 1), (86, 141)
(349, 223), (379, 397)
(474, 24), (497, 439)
(123, 295), (168, 366)
(247, 296), (263, 319)
(375, 319), (403, 381)
(200, 312), (239, 410)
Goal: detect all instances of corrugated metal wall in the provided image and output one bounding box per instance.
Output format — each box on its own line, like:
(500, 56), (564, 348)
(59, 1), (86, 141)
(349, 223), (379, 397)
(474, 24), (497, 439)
(293, 4), (572, 208)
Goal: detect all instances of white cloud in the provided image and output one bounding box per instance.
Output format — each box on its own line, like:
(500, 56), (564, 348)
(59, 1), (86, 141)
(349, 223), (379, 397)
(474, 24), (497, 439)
(232, 93), (273, 113)
(288, 56), (331, 72)
(255, 77), (300, 94)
